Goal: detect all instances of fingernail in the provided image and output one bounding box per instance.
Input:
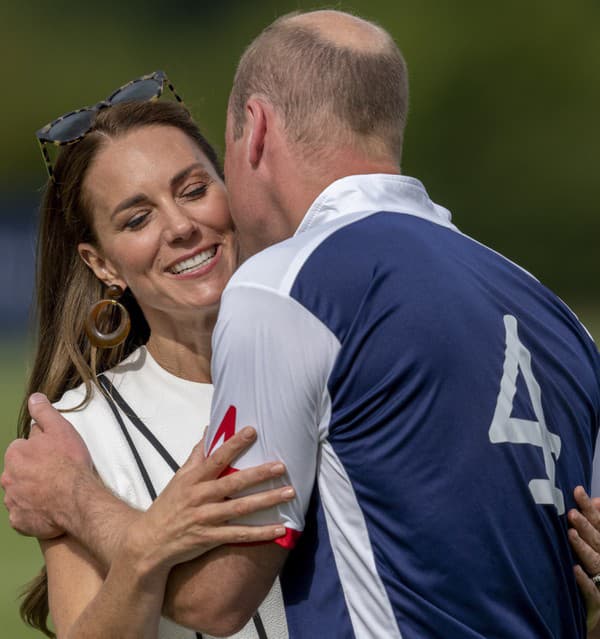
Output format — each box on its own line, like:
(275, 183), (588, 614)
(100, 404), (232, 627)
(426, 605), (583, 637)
(275, 526), (286, 536)
(270, 463), (285, 475)
(29, 393), (48, 405)
(242, 427), (256, 440)
(281, 487), (295, 499)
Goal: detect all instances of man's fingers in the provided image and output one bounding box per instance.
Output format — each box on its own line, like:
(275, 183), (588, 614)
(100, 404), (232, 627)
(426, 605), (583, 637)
(2, 438), (27, 477)
(29, 423), (42, 438)
(3, 492), (15, 512)
(27, 394), (69, 434)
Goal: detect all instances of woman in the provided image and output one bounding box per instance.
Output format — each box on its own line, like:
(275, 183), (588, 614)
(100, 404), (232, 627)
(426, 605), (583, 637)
(19, 77), (289, 639)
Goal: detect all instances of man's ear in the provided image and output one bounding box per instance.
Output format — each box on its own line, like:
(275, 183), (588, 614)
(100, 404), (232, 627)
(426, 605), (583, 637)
(77, 243), (126, 290)
(246, 97), (270, 168)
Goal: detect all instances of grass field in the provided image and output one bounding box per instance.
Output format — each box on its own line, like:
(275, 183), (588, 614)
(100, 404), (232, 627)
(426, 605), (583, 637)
(0, 340), (40, 637)
(1, 307), (599, 636)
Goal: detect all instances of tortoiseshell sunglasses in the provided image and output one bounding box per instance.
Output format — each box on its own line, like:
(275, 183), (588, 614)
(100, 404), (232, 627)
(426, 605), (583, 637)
(35, 70), (184, 181)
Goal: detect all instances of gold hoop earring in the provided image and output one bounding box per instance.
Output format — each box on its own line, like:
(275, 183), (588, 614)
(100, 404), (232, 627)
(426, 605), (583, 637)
(85, 284), (131, 349)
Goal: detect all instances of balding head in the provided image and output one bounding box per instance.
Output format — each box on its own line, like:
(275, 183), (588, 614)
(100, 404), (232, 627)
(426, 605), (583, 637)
(290, 9), (390, 51)
(229, 9), (409, 162)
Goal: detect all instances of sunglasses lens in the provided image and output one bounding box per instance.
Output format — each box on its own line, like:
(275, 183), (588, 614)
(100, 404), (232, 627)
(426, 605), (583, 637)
(110, 78), (162, 105)
(46, 110), (96, 143)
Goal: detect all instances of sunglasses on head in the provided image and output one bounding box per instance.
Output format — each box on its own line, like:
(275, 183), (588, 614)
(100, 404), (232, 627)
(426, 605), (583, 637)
(35, 70), (184, 181)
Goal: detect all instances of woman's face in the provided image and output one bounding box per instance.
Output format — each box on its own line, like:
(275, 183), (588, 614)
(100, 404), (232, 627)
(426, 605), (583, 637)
(79, 125), (236, 327)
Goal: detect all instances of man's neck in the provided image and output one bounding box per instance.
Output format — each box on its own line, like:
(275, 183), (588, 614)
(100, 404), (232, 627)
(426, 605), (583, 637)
(284, 154), (401, 235)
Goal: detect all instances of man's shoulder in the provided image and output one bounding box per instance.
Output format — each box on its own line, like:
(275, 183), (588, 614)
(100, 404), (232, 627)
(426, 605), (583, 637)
(227, 215), (367, 297)
(226, 234), (310, 296)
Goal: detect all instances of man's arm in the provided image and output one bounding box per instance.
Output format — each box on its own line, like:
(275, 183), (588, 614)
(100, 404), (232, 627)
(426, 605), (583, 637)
(183, 282), (339, 631)
(2, 397), (293, 632)
(2, 394), (142, 565)
(164, 544), (288, 635)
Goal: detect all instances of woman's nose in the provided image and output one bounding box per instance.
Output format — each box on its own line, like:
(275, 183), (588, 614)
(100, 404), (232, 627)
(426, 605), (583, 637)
(163, 203), (195, 243)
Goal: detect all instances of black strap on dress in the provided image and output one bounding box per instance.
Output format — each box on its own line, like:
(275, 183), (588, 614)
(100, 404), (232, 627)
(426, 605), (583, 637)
(97, 374), (269, 639)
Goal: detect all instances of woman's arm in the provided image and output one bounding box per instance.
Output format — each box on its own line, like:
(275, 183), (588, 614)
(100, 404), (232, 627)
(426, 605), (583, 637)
(3, 400), (293, 632)
(43, 535), (167, 639)
(38, 430), (293, 637)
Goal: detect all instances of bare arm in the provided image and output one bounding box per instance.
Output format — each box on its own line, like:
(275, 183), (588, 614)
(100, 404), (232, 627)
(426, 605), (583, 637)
(46, 475), (288, 635)
(2, 395), (293, 633)
(44, 536), (167, 639)
(164, 543), (288, 636)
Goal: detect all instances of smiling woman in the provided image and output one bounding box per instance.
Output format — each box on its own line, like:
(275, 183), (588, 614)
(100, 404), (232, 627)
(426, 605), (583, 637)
(16, 97), (288, 639)
(77, 124), (237, 375)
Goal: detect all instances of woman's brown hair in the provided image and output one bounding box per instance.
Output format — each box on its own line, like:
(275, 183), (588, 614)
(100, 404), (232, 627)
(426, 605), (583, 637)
(18, 99), (222, 637)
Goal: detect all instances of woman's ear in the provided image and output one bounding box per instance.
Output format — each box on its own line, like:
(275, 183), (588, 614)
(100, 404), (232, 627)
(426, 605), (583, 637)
(77, 243), (127, 290)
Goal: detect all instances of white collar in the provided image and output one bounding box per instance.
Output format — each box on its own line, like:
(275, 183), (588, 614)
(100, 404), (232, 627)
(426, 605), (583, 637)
(296, 173), (456, 235)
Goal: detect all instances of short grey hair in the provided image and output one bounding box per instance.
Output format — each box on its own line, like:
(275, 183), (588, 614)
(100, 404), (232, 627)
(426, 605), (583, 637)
(229, 11), (409, 161)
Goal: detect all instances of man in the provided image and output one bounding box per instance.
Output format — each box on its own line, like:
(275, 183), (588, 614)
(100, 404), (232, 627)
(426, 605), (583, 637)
(4, 9), (600, 638)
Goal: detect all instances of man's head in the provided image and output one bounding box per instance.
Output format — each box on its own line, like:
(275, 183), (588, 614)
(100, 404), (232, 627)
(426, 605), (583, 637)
(224, 10), (409, 259)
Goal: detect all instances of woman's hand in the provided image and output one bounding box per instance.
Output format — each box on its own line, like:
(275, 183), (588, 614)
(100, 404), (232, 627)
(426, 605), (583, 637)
(122, 426), (293, 578)
(568, 486), (600, 633)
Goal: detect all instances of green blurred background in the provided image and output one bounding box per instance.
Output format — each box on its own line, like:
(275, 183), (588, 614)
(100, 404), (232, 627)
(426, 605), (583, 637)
(1, 0), (598, 635)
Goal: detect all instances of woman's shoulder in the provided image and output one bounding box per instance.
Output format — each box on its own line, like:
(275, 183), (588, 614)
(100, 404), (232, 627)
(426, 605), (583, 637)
(52, 380), (103, 417)
(52, 346), (146, 414)
(51, 347), (150, 506)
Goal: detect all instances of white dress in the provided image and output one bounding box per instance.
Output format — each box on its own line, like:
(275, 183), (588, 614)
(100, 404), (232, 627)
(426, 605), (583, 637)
(54, 346), (288, 639)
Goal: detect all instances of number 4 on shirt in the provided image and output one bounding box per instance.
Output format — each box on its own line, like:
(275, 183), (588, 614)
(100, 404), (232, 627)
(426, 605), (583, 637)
(488, 314), (565, 515)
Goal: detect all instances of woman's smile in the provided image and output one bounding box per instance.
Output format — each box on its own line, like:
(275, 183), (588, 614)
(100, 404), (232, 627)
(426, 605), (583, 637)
(166, 244), (221, 278)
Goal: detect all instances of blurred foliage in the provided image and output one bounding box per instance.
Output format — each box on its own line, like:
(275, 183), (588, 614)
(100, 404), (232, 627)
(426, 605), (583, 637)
(0, 0), (598, 304)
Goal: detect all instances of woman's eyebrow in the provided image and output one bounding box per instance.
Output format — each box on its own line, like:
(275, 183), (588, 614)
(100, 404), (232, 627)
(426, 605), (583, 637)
(170, 162), (211, 188)
(111, 194), (148, 219)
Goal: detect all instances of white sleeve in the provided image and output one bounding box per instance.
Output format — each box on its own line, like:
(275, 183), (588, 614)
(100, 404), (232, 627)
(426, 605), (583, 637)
(206, 283), (339, 546)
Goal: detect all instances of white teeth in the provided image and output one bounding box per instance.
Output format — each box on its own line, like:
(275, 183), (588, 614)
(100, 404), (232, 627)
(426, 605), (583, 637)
(170, 247), (217, 274)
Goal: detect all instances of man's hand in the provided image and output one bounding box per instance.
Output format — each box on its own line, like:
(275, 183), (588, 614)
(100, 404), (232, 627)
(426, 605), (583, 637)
(1, 393), (94, 539)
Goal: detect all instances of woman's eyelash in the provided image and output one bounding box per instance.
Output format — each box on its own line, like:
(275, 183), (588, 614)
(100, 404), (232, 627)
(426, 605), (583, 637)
(183, 183), (208, 198)
(124, 212), (149, 230)
(121, 182), (209, 230)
